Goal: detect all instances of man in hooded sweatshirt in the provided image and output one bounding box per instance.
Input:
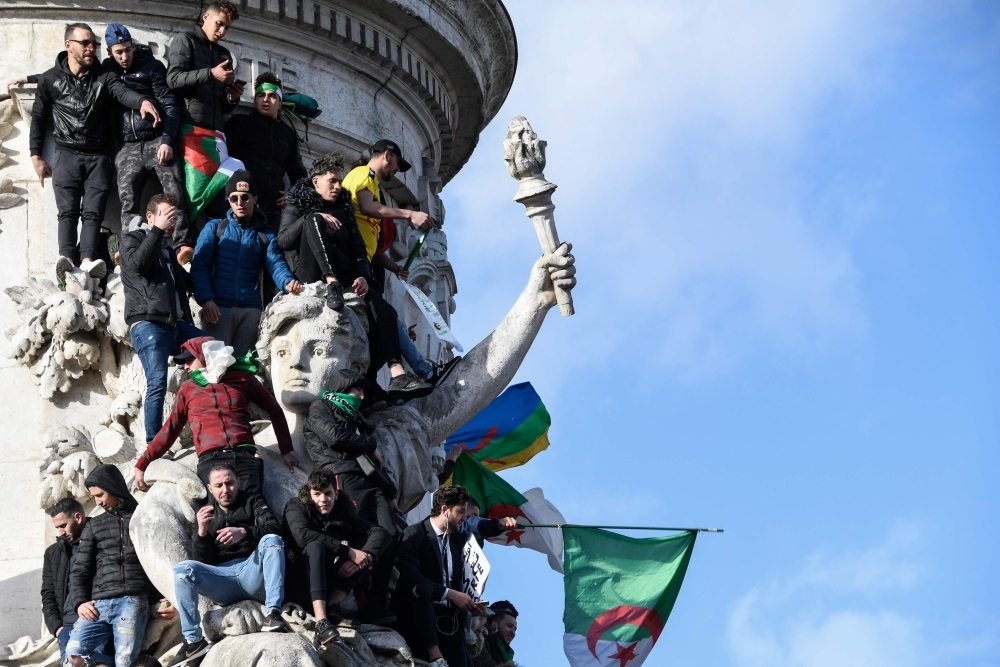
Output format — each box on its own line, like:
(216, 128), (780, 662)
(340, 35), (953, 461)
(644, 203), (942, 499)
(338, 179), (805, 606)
(30, 23), (161, 277)
(65, 465), (156, 667)
(134, 335), (297, 495)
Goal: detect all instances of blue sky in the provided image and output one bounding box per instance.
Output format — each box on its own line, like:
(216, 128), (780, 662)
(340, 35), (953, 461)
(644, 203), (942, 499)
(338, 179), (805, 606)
(438, 1), (999, 666)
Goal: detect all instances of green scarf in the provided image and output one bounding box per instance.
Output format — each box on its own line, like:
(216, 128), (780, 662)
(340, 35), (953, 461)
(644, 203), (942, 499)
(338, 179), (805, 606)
(320, 391), (366, 423)
(494, 636), (514, 664)
(189, 350), (260, 387)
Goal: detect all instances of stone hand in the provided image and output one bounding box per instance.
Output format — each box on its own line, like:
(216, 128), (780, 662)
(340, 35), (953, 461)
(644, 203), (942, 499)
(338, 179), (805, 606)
(157, 143), (174, 164)
(140, 100), (161, 128)
(78, 601), (98, 621)
(216, 526), (246, 546)
(530, 242), (576, 310)
(31, 156), (51, 186)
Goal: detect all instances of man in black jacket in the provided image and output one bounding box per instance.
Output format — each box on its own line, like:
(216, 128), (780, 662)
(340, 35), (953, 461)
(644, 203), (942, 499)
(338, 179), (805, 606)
(282, 468), (390, 646)
(169, 464), (289, 667)
(120, 194), (203, 446)
(393, 485), (485, 667)
(41, 498), (88, 661)
(167, 0), (246, 229)
(30, 23), (161, 275)
(65, 465), (153, 667)
(102, 24), (189, 253)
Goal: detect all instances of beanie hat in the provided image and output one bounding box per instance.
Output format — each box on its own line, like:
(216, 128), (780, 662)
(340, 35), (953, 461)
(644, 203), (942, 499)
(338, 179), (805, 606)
(225, 170), (257, 197)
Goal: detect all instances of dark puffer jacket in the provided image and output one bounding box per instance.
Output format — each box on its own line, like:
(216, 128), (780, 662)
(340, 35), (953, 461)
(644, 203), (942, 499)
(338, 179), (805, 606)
(303, 374), (377, 476)
(193, 490), (281, 565)
(225, 112), (307, 221)
(278, 179), (369, 283)
(166, 30), (236, 131)
(68, 465), (150, 610)
(104, 44), (180, 145)
(40, 534), (78, 634)
(119, 216), (194, 327)
(29, 52), (150, 156)
(282, 492), (390, 561)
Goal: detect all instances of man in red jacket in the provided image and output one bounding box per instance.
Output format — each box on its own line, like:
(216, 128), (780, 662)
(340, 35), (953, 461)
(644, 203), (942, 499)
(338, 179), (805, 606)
(134, 336), (297, 494)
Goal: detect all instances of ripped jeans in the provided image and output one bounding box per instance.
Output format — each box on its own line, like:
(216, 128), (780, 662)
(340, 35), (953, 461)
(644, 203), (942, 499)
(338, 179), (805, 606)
(65, 595), (149, 667)
(173, 534), (285, 643)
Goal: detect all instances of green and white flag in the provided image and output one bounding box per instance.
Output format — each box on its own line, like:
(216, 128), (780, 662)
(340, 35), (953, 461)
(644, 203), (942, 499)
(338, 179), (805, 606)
(563, 528), (696, 667)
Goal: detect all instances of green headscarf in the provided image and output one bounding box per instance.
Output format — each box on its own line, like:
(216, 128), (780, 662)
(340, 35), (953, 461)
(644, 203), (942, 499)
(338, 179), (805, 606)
(189, 350), (260, 387)
(320, 390), (366, 423)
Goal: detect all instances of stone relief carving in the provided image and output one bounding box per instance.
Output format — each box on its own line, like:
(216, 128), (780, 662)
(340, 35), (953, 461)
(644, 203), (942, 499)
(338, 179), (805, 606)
(0, 95), (26, 211)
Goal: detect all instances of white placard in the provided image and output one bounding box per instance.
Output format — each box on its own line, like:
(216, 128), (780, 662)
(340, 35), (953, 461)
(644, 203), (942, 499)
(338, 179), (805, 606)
(462, 535), (490, 600)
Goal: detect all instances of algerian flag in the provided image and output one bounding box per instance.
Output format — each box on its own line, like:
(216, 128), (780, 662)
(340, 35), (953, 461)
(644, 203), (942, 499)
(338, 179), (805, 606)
(563, 528), (696, 667)
(180, 123), (245, 220)
(452, 452), (566, 572)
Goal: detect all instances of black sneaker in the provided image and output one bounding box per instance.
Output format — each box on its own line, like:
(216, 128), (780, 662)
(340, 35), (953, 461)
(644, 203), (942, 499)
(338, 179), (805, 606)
(323, 277), (344, 310)
(358, 605), (396, 626)
(430, 356), (462, 387)
(387, 372), (433, 400)
(313, 618), (340, 647)
(260, 609), (291, 633)
(167, 638), (210, 667)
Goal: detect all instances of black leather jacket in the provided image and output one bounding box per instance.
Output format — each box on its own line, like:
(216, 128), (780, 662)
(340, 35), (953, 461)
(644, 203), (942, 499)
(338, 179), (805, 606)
(166, 30), (237, 131)
(303, 398), (377, 476)
(193, 491), (281, 565)
(30, 52), (150, 156)
(104, 44), (180, 145)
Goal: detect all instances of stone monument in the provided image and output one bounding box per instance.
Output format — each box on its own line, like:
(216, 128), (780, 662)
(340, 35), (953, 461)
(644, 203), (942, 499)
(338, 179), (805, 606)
(0, 2), (577, 665)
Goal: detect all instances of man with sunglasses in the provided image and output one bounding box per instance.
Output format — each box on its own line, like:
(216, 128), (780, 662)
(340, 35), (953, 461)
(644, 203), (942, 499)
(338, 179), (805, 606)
(102, 24), (189, 255)
(191, 171), (302, 356)
(30, 23), (162, 277)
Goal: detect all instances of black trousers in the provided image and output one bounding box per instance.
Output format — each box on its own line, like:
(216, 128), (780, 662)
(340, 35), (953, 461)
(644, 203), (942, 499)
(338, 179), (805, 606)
(115, 140), (190, 248)
(337, 472), (398, 610)
(394, 580), (466, 666)
(285, 540), (365, 608)
(52, 151), (112, 261)
(196, 448), (264, 495)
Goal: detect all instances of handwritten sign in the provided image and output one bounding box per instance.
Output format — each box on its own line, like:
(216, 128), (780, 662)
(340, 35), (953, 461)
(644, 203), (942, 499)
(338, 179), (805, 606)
(462, 535), (491, 600)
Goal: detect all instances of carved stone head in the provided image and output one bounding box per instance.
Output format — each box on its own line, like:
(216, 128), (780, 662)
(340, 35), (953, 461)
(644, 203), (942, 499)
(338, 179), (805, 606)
(256, 283), (370, 415)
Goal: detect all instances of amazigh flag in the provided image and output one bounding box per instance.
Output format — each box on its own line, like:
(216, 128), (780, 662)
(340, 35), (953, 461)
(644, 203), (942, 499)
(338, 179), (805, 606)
(563, 528), (696, 667)
(180, 124), (245, 220)
(452, 452), (566, 572)
(446, 382), (550, 471)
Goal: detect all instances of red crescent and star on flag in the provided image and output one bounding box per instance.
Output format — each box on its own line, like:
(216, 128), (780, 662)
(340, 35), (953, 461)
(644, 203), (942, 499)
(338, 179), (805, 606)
(486, 503), (529, 544)
(586, 606), (664, 667)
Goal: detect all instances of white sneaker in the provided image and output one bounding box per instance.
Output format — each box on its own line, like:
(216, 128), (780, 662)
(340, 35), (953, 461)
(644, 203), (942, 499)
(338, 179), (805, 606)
(79, 258), (107, 279)
(429, 659), (449, 667)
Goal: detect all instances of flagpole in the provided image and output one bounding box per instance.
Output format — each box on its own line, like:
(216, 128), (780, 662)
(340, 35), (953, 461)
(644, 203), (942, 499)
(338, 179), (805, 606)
(518, 524), (723, 533)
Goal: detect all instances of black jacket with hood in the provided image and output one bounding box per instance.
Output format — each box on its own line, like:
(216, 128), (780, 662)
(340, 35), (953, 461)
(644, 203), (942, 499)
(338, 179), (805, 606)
(68, 465), (150, 610)
(30, 52), (151, 156)
(166, 30), (236, 131)
(303, 371), (377, 476)
(282, 491), (390, 561)
(278, 179), (370, 284)
(119, 216), (194, 327)
(193, 490), (281, 565)
(104, 44), (180, 145)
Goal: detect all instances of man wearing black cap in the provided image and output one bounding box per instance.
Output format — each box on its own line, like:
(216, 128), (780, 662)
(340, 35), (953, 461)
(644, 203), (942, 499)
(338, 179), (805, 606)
(190, 170), (302, 355)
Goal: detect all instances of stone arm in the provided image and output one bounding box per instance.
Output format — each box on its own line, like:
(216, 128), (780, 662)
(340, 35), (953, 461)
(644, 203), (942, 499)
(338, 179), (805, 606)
(67, 521), (97, 612)
(245, 374), (293, 455)
(413, 243), (576, 444)
(40, 546), (64, 635)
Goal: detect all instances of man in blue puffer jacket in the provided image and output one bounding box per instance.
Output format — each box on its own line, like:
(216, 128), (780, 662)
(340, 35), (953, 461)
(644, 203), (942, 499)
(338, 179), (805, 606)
(191, 170), (303, 355)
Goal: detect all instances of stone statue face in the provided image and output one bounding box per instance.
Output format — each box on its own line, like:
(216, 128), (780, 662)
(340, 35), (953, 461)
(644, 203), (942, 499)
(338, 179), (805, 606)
(268, 315), (354, 413)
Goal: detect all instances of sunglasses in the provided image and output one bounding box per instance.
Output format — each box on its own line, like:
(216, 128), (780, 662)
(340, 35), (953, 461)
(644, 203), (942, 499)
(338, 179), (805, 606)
(228, 193), (251, 203)
(68, 39), (101, 49)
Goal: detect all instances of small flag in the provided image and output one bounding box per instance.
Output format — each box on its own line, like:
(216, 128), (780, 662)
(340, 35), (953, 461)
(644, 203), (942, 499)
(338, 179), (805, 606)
(403, 282), (464, 353)
(446, 382), (550, 472)
(563, 528), (696, 667)
(452, 452), (566, 572)
(180, 124), (245, 220)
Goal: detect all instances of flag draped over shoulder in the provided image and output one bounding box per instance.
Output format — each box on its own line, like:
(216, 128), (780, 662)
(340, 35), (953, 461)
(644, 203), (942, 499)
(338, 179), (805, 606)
(563, 528), (696, 667)
(180, 124), (245, 220)
(452, 453), (566, 572)
(446, 382), (551, 471)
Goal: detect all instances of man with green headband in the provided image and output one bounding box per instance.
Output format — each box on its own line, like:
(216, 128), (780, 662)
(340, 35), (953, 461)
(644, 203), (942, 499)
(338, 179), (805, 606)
(133, 335), (297, 494)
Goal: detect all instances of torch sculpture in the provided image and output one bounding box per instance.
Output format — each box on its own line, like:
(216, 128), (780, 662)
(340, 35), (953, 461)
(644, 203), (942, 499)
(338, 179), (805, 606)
(503, 116), (575, 317)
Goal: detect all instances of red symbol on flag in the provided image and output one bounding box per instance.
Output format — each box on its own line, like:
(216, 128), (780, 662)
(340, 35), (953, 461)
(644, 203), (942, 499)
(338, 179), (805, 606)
(504, 529), (525, 545)
(609, 641), (639, 667)
(586, 606), (664, 661)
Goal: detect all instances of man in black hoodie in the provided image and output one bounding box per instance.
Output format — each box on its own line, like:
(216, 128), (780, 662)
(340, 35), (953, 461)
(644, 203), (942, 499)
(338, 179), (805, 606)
(30, 23), (161, 275)
(169, 464), (289, 667)
(102, 24), (189, 253)
(65, 465), (153, 667)
(42, 498), (89, 662)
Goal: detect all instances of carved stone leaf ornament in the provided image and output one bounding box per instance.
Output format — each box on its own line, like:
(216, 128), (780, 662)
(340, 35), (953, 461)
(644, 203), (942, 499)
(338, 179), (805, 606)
(0, 95), (25, 209)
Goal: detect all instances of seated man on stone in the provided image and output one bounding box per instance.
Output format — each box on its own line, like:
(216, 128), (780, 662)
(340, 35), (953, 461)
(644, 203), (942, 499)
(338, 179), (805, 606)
(304, 369), (400, 624)
(282, 468), (390, 647)
(279, 153), (431, 401)
(393, 485), (485, 667)
(169, 464), (290, 667)
(134, 336), (297, 495)
(42, 498), (90, 663)
(120, 194), (204, 447)
(66, 466), (164, 667)
(191, 171), (302, 356)
(473, 601), (518, 667)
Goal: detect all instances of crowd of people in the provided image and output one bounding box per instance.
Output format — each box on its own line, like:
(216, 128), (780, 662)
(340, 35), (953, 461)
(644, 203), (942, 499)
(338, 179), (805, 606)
(23, 5), (522, 667)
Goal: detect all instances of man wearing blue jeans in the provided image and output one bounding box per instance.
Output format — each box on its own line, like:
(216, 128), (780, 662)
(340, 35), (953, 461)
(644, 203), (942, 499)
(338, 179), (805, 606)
(168, 465), (290, 667)
(120, 194), (204, 444)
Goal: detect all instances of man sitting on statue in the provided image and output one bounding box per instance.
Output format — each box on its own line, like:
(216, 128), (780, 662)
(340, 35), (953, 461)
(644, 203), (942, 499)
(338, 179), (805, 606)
(393, 485), (485, 667)
(66, 465), (176, 667)
(134, 335), (297, 495)
(279, 153), (432, 402)
(473, 601), (518, 667)
(303, 369), (401, 625)
(282, 468), (391, 647)
(169, 464), (291, 667)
